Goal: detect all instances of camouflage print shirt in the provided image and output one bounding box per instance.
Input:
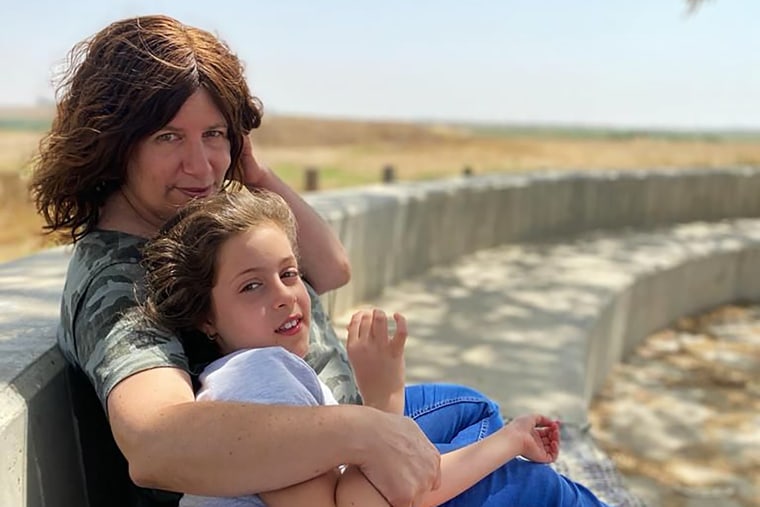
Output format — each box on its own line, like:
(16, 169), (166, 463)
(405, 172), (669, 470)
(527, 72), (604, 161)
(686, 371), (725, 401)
(58, 229), (361, 409)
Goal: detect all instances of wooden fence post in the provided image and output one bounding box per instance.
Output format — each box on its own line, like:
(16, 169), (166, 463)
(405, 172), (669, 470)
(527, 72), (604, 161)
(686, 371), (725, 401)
(304, 166), (319, 191)
(382, 165), (396, 183)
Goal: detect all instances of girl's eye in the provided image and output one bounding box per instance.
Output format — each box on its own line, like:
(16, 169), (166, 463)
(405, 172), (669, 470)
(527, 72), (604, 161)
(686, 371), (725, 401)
(281, 269), (300, 281)
(241, 281), (262, 293)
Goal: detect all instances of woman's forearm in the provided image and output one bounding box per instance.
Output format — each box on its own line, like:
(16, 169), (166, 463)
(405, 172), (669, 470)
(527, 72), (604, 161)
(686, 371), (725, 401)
(109, 366), (440, 505)
(254, 169), (351, 293)
(123, 401), (363, 496)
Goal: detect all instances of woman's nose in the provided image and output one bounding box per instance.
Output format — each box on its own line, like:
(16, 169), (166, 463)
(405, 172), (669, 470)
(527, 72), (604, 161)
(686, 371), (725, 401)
(182, 139), (213, 177)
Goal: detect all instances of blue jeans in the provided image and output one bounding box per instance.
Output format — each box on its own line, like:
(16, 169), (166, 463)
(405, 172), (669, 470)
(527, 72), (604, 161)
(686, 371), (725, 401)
(403, 384), (609, 507)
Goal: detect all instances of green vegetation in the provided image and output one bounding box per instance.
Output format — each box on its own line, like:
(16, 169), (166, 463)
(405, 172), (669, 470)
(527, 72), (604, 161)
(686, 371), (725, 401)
(0, 118), (52, 131)
(463, 123), (760, 142)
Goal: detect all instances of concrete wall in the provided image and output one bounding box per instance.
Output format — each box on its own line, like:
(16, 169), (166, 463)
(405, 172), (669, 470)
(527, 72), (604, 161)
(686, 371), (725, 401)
(311, 167), (760, 317)
(2, 166), (760, 506)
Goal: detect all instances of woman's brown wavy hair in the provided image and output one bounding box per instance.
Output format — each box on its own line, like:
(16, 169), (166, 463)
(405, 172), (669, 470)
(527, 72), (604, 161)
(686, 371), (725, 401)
(30, 15), (263, 242)
(141, 189), (298, 337)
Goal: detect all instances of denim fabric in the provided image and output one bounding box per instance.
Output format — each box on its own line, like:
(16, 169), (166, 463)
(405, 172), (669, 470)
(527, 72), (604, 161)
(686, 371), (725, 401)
(404, 384), (610, 507)
(404, 383), (503, 453)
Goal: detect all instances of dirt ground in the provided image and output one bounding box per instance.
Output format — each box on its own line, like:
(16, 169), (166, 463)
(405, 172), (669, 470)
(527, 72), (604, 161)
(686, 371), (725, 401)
(589, 304), (760, 507)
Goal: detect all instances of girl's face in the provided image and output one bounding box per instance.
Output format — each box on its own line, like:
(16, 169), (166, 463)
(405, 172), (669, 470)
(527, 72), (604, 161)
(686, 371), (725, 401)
(202, 223), (311, 358)
(124, 88), (231, 231)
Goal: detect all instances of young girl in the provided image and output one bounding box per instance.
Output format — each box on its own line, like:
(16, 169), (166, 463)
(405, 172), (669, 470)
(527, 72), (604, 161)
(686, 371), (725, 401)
(142, 189), (607, 507)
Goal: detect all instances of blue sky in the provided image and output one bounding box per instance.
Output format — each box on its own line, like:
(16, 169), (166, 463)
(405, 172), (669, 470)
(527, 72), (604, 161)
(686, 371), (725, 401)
(1, 0), (758, 129)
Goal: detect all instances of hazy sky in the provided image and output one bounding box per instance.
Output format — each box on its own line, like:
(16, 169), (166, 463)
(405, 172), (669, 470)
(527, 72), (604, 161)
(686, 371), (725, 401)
(1, 0), (758, 129)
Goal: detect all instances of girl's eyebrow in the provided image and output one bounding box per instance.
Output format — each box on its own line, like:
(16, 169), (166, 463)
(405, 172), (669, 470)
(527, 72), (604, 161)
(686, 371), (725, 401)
(230, 256), (298, 282)
(232, 266), (265, 280)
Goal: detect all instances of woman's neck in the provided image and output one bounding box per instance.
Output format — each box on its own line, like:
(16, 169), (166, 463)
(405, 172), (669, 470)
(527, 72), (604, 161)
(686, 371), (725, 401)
(98, 190), (161, 239)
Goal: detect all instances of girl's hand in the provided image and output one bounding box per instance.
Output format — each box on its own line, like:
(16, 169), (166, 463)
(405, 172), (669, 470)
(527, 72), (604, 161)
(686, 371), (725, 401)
(505, 414), (560, 463)
(347, 309), (407, 414)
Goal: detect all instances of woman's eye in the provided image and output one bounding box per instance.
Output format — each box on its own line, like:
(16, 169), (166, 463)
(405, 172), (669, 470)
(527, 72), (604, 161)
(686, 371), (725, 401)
(204, 129), (227, 139)
(155, 132), (179, 142)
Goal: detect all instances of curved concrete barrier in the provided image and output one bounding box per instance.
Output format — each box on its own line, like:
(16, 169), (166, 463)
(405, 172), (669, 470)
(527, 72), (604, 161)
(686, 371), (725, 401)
(347, 219), (760, 425)
(2, 167), (760, 506)
(311, 167), (760, 316)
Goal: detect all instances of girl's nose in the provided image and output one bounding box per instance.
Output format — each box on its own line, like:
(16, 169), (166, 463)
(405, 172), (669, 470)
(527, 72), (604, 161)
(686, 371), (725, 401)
(273, 282), (297, 309)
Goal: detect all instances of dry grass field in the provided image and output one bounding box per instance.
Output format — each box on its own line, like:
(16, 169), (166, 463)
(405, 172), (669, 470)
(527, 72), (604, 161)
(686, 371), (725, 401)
(2, 107), (760, 263)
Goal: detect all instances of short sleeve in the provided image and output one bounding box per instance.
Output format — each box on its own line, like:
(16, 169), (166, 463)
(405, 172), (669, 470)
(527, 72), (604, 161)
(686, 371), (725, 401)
(72, 260), (187, 407)
(196, 347), (325, 407)
(302, 281), (362, 405)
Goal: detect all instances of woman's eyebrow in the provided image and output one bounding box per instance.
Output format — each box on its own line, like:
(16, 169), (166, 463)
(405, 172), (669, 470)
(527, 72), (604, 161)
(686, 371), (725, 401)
(159, 122), (228, 132)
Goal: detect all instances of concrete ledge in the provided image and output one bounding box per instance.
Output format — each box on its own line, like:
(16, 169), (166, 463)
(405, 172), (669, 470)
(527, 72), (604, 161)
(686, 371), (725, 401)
(311, 167), (760, 316)
(3, 167), (760, 506)
(0, 247), (85, 507)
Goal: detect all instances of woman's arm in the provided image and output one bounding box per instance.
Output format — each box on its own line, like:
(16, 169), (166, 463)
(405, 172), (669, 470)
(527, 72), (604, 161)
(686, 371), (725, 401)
(107, 367), (440, 505)
(241, 135), (351, 293)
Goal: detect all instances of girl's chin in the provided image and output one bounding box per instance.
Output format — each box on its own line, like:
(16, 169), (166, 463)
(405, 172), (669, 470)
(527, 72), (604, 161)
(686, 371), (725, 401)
(289, 339), (310, 358)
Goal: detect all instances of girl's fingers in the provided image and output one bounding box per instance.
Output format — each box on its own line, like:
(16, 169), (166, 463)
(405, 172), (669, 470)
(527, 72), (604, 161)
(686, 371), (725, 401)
(358, 310), (373, 341)
(392, 312), (408, 353)
(371, 309), (389, 344)
(348, 310), (373, 343)
(347, 311), (363, 345)
(349, 308), (408, 354)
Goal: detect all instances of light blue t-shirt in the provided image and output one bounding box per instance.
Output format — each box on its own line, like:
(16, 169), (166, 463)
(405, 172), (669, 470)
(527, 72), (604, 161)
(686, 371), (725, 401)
(181, 347), (337, 507)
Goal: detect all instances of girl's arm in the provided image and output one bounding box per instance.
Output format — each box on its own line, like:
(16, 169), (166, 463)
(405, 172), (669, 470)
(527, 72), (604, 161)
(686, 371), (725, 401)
(334, 414), (560, 507)
(259, 468), (343, 507)
(241, 135), (351, 294)
(418, 414), (559, 507)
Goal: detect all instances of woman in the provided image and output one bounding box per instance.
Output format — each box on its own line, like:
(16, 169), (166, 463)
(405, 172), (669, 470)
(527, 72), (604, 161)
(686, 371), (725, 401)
(30, 14), (608, 507)
(31, 14), (438, 507)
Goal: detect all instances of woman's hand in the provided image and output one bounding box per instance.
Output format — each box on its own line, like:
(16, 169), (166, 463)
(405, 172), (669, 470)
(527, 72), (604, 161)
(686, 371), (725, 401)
(355, 408), (441, 507)
(237, 133), (351, 293)
(504, 414), (560, 464)
(240, 134), (270, 187)
(347, 309), (407, 414)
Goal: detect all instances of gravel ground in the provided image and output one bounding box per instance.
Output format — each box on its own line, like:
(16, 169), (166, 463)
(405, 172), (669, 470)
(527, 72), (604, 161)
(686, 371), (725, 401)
(589, 304), (760, 507)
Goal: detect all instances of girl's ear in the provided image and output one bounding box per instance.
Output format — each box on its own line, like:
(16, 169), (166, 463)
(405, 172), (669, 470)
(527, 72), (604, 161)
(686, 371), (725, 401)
(199, 315), (218, 338)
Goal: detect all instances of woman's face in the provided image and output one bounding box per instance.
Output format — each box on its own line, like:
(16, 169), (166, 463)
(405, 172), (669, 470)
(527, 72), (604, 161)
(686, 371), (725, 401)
(124, 88), (231, 229)
(203, 224), (312, 358)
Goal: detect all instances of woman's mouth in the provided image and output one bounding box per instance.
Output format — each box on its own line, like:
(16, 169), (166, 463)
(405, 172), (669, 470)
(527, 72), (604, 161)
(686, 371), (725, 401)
(177, 186), (213, 198)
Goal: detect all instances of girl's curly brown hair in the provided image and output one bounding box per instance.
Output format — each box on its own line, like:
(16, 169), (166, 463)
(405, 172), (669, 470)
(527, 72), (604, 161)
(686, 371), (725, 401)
(30, 15), (263, 243)
(141, 189), (298, 337)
